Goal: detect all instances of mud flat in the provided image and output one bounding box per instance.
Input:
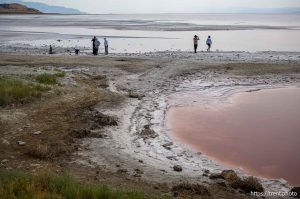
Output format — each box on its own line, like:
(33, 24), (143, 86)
(1, 51), (300, 198)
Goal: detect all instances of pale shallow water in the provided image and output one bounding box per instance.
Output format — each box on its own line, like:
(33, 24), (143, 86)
(167, 87), (300, 185)
(1, 13), (300, 52)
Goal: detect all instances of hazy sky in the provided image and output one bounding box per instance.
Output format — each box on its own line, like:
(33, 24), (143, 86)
(23, 0), (300, 13)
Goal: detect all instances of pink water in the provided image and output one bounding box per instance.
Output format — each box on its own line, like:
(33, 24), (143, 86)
(167, 88), (300, 185)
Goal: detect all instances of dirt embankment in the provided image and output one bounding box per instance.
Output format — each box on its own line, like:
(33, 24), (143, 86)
(1, 54), (300, 198)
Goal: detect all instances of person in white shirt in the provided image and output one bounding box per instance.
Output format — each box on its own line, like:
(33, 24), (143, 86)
(206, 36), (212, 52)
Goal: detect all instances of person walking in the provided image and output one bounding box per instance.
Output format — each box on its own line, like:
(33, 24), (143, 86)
(193, 35), (199, 53)
(206, 36), (212, 52)
(104, 38), (108, 55)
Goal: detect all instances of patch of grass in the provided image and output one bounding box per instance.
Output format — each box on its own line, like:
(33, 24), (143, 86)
(54, 69), (66, 78)
(35, 71), (66, 85)
(36, 74), (58, 85)
(0, 77), (48, 107)
(0, 170), (145, 199)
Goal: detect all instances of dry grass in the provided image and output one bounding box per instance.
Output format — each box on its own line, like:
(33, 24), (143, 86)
(172, 182), (211, 197)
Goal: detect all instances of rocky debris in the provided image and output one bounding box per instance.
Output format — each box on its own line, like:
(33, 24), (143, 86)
(203, 169), (210, 177)
(16, 141), (26, 146)
(134, 168), (144, 174)
(133, 168), (143, 178)
(74, 109), (118, 129)
(128, 91), (144, 100)
(140, 125), (158, 140)
(221, 170), (239, 183)
(133, 173), (142, 178)
(90, 111), (118, 127)
(166, 156), (177, 161)
(33, 131), (41, 135)
(209, 170), (264, 193)
(2, 139), (10, 145)
(1, 159), (9, 164)
(70, 129), (108, 139)
(209, 173), (223, 180)
(117, 168), (128, 173)
(291, 187), (300, 198)
(162, 142), (173, 150)
(172, 182), (211, 196)
(173, 165), (183, 172)
(230, 176), (264, 193)
(70, 129), (92, 138)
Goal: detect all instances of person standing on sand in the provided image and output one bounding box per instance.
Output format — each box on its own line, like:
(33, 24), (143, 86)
(91, 36), (100, 55)
(49, 45), (53, 54)
(91, 36), (96, 55)
(95, 38), (100, 55)
(193, 35), (199, 53)
(104, 38), (108, 55)
(206, 36), (212, 52)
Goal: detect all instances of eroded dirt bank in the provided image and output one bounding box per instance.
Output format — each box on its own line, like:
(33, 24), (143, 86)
(1, 52), (300, 198)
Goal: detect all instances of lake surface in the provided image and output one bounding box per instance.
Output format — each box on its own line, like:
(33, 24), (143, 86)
(167, 88), (300, 185)
(1, 13), (300, 52)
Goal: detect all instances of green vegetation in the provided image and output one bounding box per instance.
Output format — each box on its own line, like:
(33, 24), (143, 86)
(0, 77), (48, 107)
(35, 70), (66, 85)
(0, 170), (144, 199)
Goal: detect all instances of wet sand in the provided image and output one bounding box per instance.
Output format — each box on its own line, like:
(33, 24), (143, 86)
(167, 87), (300, 185)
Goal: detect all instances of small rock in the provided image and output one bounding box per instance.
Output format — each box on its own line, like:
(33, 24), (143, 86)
(133, 173), (142, 177)
(1, 159), (9, 164)
(203, 169), (210, 177)
(209, 173), (223, 180)
(138, 160), (143, 163)
(2, 139), (10, 145)
(117, 168), (128, 173)
(162, 142), (173, 150)
(128, 91), (144, 100)
(134, 168), (144, 174)
(33, 131), (41, 135)
(221, 170), (239, 182)
(216, 180), (227, 187)
(173, 165), (183, 172)
(16, 141), (26, 146)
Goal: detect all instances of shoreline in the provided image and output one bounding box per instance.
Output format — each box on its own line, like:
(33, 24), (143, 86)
(1, 51), (300, 198)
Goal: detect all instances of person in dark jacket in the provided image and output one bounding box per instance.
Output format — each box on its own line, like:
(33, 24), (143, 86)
(91, 36), (96, 55)
(193, 35), (199, 53)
